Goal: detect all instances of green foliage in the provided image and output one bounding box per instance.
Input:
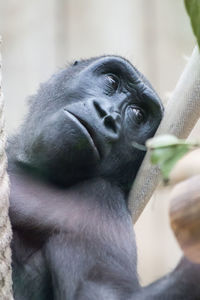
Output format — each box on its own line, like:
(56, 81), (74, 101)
(146, 134), (199, 182)
(185, 0), (200, 48)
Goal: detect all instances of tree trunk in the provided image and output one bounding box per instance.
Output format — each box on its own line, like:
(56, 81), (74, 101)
(129, 46), (200, 223)
(0, 37), (13, 300)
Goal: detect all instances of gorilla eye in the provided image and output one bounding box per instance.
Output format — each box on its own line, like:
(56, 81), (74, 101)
(130, 106), (145, 124)
(104, 74), (119, 94)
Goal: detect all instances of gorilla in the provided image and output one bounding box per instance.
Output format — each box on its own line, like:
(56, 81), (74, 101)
(7, 56), (200, 299)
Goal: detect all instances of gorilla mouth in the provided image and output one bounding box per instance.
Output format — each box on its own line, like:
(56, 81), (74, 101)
(64, 109), (101, 160)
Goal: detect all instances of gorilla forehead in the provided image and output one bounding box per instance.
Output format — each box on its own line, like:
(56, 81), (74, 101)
(29, 55), (160, 111)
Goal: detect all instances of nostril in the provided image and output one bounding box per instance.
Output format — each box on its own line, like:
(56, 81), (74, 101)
(104, 115), (117, 133)
(93, 101), (107, 118)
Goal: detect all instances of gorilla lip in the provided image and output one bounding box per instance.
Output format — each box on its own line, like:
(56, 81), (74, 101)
(64, 109), (101, 160)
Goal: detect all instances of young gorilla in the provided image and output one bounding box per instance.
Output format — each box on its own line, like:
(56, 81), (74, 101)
(8, 56), (200, 300)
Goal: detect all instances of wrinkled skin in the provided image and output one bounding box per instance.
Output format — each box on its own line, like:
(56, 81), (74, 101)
(8, 56), (200, 300)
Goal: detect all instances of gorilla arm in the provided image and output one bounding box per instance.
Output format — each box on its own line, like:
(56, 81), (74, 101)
(9, 171), (71, 235)
(10, 170), (140, 300)
(10, 170), (200, 300)
(133, 257), (200, 300)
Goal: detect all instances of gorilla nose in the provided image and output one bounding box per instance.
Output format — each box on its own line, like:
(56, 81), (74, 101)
(103, 113), (120, 133)
(93, 100), (121, 135)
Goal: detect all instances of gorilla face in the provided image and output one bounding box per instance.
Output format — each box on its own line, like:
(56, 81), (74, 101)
(17, 56), (163, 190)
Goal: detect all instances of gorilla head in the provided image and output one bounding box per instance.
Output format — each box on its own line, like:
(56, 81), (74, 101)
(12, 56), (163, 193)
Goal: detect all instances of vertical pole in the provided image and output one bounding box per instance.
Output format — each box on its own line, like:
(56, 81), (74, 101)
(0, 37), (13, 300)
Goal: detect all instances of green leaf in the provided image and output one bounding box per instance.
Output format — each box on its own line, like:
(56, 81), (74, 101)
(155, 145), (189, 182)
(185, 0), (200, 49)
(147, 134), (181, 149)
(146, 134), (199, 182)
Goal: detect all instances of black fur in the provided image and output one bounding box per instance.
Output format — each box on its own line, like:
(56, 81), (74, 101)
(8, 56), (200, 299)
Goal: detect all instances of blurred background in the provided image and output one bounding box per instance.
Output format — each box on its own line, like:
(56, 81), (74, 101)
(0, 0), (198, 285)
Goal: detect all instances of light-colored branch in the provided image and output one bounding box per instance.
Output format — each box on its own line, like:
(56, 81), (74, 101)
(129, 46), (200, 223)
(0, 37), (13, 300)
(169, 174), (200, 263)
